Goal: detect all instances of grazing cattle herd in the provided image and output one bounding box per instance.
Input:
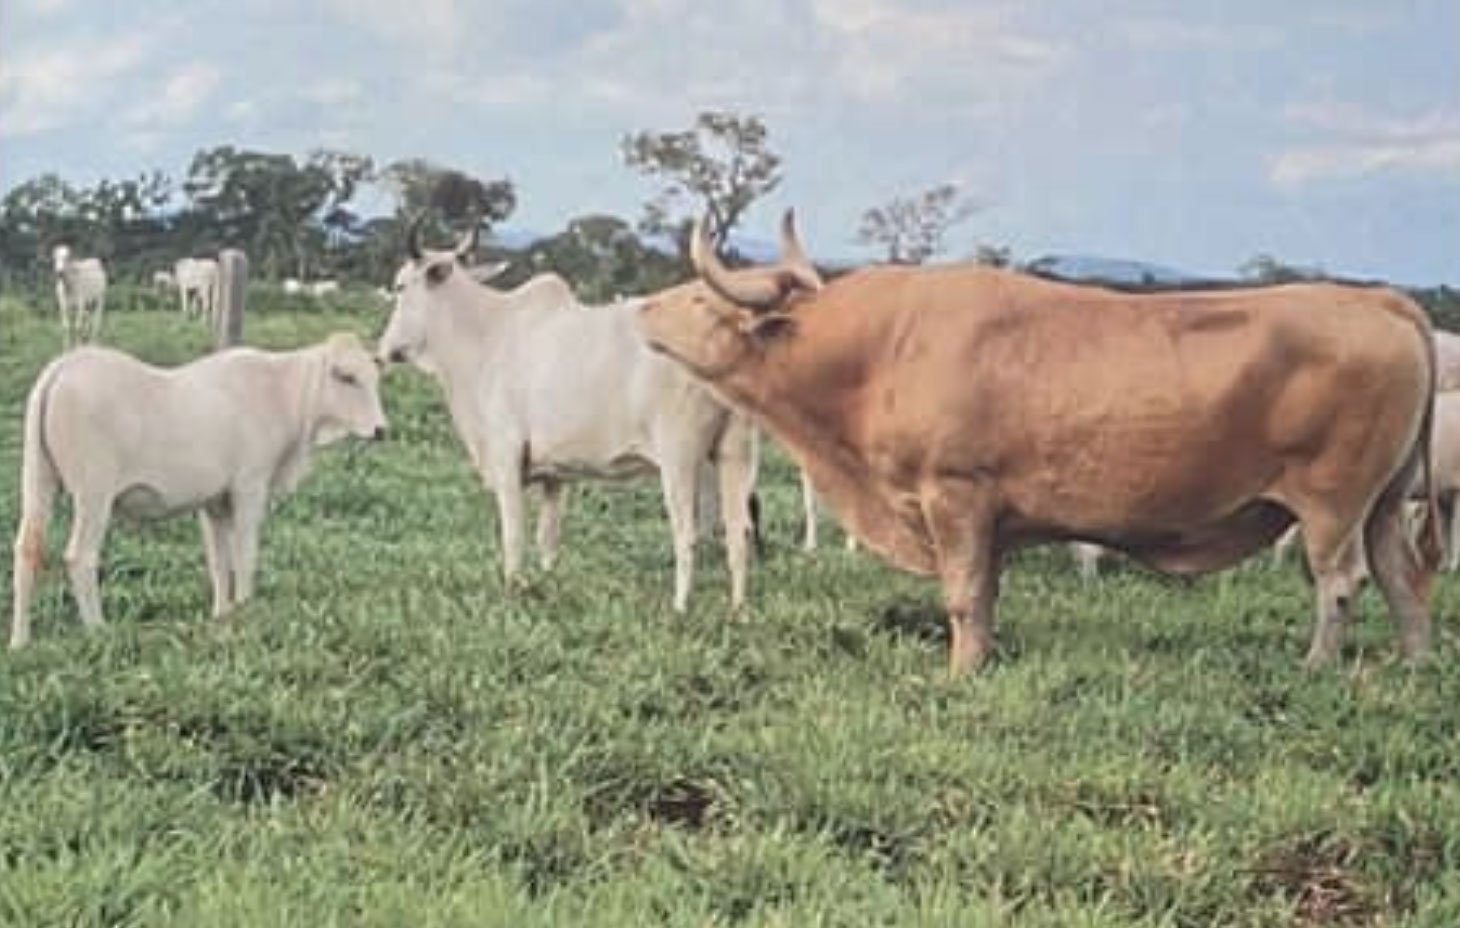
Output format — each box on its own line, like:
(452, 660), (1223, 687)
(10, 218), (1455, 677)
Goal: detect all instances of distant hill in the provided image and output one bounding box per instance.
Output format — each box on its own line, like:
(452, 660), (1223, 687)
(1023, 253), (1208, 287)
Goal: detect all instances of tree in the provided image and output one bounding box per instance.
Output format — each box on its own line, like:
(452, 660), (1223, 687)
(856, 183), (981, 264)
(972, 243), (1013, 268)
(1239, 253), (1323, 284)
(526, 213), (680, 302)
(182, 145), (379, 278)
(622, 110), (782, 255)
(381, 159), (514, 230)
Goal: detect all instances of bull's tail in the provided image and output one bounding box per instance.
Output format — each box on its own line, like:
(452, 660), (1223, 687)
(1413, 321), (1444, 575)
(10, 358), (65, 648)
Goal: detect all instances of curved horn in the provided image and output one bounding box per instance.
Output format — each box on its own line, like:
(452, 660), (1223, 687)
(405, 212), (427, 262)
(455, 220), (480, 261)
(690, 215), (790, 311)
(779, 208), (821, 288)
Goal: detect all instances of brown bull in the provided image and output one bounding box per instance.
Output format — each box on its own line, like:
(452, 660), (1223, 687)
(636, 212), (1441, 675)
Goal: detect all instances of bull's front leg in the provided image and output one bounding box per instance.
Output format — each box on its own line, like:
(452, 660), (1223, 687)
(922, 485), (1001, 676)
(660, 452), (701, 613)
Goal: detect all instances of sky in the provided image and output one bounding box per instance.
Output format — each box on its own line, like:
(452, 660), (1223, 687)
(1, 0), (1457, 284)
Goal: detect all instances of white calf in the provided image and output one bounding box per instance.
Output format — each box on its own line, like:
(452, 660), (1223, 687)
(10, 333), (387, 648)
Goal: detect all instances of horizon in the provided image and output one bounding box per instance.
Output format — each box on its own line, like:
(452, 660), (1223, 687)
(2, 1), (1457, 287)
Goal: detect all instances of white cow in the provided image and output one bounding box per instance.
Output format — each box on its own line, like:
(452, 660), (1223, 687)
(283, 278), (304, 296)
(1436, 330), (1460, 393)
(151, 269), (176, 292)
(9, 333), (387, 648)
(175, 257), (220, 324)
(306, 279), (339, 297)
(52, 245), (107, 346)
(378, 224), (758, 611)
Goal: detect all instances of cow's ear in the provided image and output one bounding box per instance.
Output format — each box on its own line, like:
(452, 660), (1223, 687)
(425, 260), (454, 286)
(744, 313), (796, 343)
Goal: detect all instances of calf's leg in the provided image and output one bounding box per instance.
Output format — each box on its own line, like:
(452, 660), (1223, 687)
(63, 494), (113, 630)
(225, 487), (268, 607)
(199, 505), (235, 617)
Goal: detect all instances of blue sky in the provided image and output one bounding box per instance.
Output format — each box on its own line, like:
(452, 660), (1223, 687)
(2, 0), (1457, 283)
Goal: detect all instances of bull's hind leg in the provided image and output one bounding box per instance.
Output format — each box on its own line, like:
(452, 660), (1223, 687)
(63, 494), (113, 631)
(1365, 483), (1434, 661)
(1297, 508), (1368, 668)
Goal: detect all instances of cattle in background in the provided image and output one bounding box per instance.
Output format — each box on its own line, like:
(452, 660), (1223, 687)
(175, 257), (220, 324)
(51, 245), (107, 346)
(9, 333), (387, 648)
(377, 220), (758, 612)
(1435, 330), (1460, 391)
(636, 211), (1440, 675)
(151, 269), (176, 292)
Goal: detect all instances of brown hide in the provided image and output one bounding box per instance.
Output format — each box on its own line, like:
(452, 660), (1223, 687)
(653, 266), (1434, 579)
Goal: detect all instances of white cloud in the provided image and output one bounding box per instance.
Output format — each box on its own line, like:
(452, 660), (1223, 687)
(19, 0), (71, 15)
(812, 0), (1064, 106)
(303, 78), (364, 107)
(1271, 103), (1460, 188)
(0, 32), (151, 137)
(324, 0), (464, 54)
(120, 63), (221, 129)
(1110, 17), (1284, 51)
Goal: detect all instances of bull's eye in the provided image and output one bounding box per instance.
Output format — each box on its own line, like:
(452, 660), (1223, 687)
(333, 369), (360, 387)
(425, 261), (452, 285)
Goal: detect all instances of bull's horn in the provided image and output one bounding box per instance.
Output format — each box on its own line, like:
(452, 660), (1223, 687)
(690, 215), (787, 312)
(406, 212), (427, 261)
(779, 208), (822, 289)
(455, 220), (480, 261)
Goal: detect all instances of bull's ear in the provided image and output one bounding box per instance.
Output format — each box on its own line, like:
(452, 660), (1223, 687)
(425, 260), (454, 286)
(743, 313), (796, 343)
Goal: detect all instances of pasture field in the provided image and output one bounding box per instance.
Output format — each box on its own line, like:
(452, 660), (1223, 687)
(3, 289), (1460, 927)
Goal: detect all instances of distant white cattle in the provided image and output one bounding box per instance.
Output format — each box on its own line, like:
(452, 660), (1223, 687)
(9, 333), (388, 648)
(306, 279), (339, 297)
(151, 269), (176, 291)
(52, 245), (107, 346)
(378, 224), (758, 611)
(283, 278), (304, 295)
(175, 257), (220, 324)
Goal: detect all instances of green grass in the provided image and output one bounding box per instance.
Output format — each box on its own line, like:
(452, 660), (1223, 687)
(3, 291), (1460, 926)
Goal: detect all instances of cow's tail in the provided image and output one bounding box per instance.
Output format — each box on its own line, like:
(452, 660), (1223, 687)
(15, 358), (65, 574)
(1408, 302), (1444, 575)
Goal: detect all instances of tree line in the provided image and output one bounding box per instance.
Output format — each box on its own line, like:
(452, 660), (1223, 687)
(3, 108), (1455, 321)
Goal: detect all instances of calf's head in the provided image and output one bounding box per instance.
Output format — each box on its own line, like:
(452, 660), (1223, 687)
(637, 210), (821, 381)
(51, 244), (71, 274)
(315, 332), (389, 445)
(377, 217), (508, 368)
